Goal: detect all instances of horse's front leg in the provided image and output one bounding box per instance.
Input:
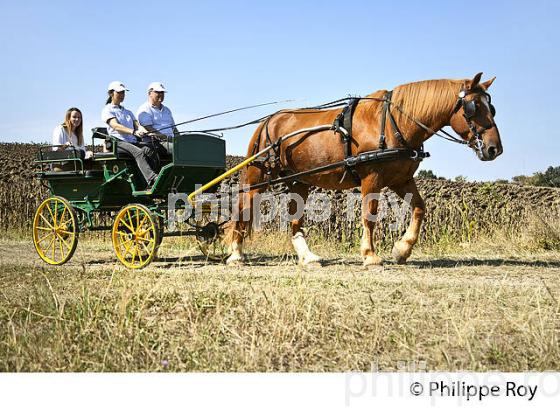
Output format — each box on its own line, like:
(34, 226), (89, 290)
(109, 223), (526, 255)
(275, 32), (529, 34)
(361, 175), (383, 267)
(390, 179), (425, 264)
(289, 183), (322, 266)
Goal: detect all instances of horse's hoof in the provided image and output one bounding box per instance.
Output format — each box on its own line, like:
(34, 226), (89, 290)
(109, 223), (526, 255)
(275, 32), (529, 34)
(226, 255), (245, 266)
(363, 255), (383, 267)
(300, 253), (322, 268)
(301, 260), (323, 269)
(392, 243), (410, 265)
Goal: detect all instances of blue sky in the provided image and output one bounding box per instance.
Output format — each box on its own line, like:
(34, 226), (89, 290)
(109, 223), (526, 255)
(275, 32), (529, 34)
(1, 0), (558, 181)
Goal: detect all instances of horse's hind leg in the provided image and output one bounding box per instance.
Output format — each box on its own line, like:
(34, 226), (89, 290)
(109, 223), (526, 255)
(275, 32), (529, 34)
(289, 183), (322, 266)
(226, 167), (265, 266)
(390, 179), (425, 264)
(226, 194), (250, 266)
(361, 175), (383, 267)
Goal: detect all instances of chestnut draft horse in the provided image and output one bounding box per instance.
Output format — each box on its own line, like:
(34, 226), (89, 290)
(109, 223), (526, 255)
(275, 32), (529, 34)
(226, 73), (502, 266)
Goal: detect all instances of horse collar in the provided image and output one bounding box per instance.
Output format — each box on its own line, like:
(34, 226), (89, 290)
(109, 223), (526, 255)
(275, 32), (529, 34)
(333, 98), (362, 184)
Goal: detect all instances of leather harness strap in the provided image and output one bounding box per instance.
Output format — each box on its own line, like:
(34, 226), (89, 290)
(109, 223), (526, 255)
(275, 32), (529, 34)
(378, 92), (390, 149)
(333, 93), (422, 185)
(379, 90), (410, 150)
(333, 98), (361, 184)
(250, 117), (277, 184)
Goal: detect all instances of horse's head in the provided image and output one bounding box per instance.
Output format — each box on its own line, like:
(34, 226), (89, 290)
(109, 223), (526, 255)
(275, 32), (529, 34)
(449, 72), (503, 161)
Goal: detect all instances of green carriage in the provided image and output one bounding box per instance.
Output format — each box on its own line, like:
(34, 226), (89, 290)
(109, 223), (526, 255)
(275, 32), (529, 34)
(33, 128), (227, 269)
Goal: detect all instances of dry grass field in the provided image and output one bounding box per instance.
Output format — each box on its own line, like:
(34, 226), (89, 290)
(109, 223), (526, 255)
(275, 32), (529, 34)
(1, 233), (559, 372)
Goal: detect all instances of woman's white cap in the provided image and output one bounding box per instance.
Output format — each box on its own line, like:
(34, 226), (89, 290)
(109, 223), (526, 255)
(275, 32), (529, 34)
(107, 81), (128, 92)
(148, 82), (167, 92)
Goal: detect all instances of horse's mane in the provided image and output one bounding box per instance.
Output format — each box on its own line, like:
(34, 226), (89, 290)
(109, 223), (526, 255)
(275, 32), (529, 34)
(391, 79), (463, 125)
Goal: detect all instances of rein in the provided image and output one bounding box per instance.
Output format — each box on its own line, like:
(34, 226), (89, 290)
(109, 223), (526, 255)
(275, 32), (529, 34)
(352, 96), (469, 147)
(182, 95), (472, 149)
(150, 99), (296, 135)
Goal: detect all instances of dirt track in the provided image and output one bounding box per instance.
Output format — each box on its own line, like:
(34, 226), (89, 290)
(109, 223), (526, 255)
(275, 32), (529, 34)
(4, 237), (560, 279)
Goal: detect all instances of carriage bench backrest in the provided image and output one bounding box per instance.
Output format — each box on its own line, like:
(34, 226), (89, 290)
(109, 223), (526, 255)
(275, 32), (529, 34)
(35, 146), (85, 175)
(39, 150), (83, 161)
(91, 127), (112, 151)
(91, 127), (134, 160)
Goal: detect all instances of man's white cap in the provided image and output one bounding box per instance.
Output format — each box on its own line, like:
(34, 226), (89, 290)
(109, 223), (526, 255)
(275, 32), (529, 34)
(107, 81), (128, 92)
(148, 82), (167, 92)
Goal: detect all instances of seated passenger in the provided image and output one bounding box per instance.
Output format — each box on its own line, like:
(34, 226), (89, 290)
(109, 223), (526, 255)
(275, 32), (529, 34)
(52, 107), (93, 159)
(136, 82), (179, 141)
(101, 81), (161, 189)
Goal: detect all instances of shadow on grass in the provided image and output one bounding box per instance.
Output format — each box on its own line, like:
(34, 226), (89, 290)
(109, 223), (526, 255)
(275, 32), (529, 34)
(323, 257), (560, 269)
(251, 256), (560, 269)
(83, 254), (224, 267)
(76, 254), (560, 270)
(407, 258), (560, 269)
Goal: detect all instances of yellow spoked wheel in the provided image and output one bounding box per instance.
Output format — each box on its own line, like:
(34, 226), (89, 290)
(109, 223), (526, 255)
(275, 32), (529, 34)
(32, 196), (79, 265)
(196, 211), (229, 262)
(112, 204), (160, 269)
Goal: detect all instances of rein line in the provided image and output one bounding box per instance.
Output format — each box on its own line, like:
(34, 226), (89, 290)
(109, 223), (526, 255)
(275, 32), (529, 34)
(179, 96), (468, 147)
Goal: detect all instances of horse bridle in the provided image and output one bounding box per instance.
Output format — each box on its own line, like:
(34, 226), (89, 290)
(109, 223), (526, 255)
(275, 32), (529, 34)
(453, 87), (497, 158)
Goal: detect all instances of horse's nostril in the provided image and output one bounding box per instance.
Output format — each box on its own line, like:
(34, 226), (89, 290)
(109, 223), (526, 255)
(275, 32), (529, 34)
(487, 146), (497, 159)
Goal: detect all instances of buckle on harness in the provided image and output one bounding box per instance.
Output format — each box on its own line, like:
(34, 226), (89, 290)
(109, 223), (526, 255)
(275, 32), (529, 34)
(345, 156), (358, 167)
(337, 126), (349, 138)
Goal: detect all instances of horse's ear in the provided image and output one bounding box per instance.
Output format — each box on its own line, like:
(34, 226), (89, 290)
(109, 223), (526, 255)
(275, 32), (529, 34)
(481, 76), (496, 90)
(467, 72), (483, 90)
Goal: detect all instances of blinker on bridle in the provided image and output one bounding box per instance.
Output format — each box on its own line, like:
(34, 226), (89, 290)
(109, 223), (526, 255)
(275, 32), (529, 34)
(453, 87), (497, 158)
(458, 90), (496, 119)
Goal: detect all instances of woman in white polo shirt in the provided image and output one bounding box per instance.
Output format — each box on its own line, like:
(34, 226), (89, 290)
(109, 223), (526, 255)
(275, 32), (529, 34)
(52, 107), (94, 160)
(101, 81), (160, 189)
(52, 107), (86, 155)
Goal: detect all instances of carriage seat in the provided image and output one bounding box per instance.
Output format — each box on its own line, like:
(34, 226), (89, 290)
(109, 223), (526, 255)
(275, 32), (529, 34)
(37, 148), (84, 175)
(37, 141), (107, 174)
(91, 126), (168, 160)
(38, 155), (104, 179)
